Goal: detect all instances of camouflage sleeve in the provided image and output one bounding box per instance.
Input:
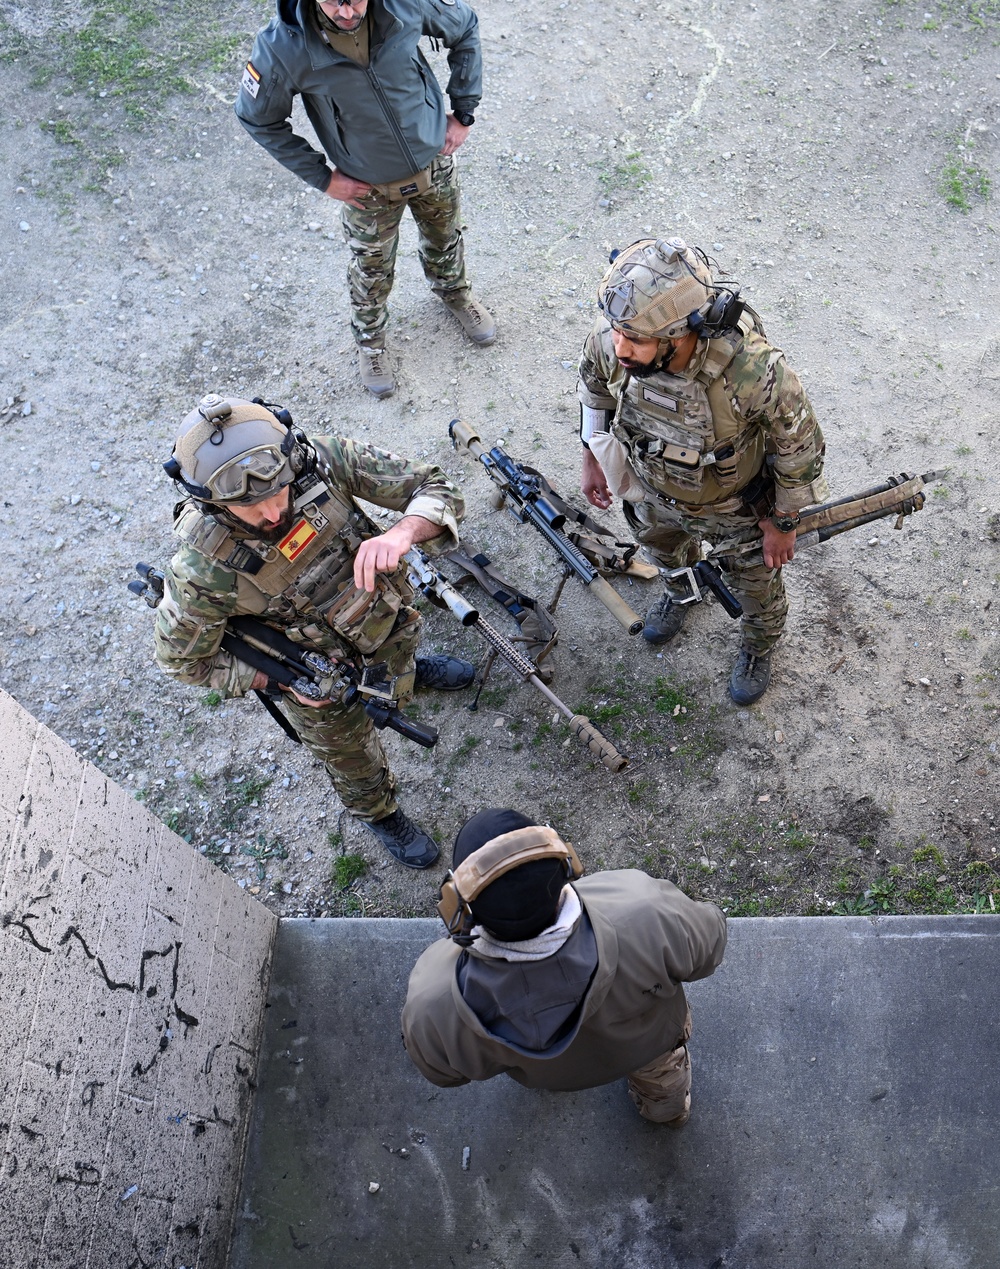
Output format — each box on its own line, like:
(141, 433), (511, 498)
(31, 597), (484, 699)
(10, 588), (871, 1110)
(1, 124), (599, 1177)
(152, 545), (258, 698)
(314, 435), (464, 550)
(727, 333), (826, 513)
(576, 318), (620, 411)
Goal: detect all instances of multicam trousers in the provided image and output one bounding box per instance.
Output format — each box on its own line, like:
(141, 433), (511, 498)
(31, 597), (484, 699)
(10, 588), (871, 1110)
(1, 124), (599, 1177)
(279, 605), (423, 822)
(624, 496), (788, 655)
(341, 153), (468, 346)
(626, 1006), (693, 1124)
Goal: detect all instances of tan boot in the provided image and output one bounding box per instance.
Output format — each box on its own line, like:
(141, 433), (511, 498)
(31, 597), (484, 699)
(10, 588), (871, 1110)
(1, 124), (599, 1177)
(358, 345), (395, 398)
(442, 294), (496, 346)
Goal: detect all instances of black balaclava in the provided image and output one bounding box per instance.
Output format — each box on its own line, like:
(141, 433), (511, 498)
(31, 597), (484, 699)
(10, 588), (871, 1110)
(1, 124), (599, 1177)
(453, 809), (567, 942)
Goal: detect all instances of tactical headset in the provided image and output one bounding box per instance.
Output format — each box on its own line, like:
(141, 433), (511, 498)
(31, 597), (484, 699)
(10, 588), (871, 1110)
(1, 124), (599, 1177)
(437, 824), (584, 946)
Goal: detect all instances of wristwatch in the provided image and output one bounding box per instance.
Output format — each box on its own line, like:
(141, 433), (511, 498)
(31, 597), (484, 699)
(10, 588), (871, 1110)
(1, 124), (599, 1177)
(453, 110), (476, 127)
(770, 512), (800, 534)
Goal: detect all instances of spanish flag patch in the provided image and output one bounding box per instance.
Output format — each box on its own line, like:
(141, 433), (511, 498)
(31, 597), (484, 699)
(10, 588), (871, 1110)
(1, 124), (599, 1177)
(278, 520), (317, 562)
(241, 60), (261, 99)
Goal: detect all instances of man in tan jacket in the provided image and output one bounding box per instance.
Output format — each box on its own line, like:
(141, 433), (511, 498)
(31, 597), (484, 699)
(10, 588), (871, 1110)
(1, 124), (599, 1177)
(401, 809), (727, 1124)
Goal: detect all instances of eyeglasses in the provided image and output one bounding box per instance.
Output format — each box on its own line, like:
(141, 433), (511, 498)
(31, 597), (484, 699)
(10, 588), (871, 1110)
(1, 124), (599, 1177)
(208, 445), (293, 503)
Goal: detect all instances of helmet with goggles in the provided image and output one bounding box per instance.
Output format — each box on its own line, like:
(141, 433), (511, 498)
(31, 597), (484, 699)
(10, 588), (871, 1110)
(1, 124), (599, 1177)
(598, 237), (722, 344)
(164, 394), (301, 505)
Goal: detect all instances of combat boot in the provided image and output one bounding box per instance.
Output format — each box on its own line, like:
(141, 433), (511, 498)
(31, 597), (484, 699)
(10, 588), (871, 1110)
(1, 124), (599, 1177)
(642, 592), (687, 645)
(358, 345), (395, 398)
(441, 294), (496, 346)
(365, 808), (439, 869)
(729, 648), (772, 706)
(414, 654), (476, 690)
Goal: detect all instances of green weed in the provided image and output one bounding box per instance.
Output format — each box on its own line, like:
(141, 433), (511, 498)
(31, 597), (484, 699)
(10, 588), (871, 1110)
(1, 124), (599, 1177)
(333, 853), (368, 890)
(939, 139), (991, 212)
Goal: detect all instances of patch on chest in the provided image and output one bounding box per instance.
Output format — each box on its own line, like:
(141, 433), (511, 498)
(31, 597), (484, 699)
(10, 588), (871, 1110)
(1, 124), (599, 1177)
(241, 61), (261, 98)
(640, 387), (680, 412)
(277, 519), (318, 562)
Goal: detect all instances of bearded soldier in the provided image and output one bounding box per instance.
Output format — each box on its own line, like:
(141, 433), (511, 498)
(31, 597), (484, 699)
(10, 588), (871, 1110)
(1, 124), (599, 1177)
(152, 394), (474, 868)
(578, 238), (827, 705)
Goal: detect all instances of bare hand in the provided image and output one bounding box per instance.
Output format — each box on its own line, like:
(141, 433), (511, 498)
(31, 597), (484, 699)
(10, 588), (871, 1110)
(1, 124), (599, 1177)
(249, 669), (332, 707)
(353, 515), (440, 592)
(582, 448), (612, 510)
(325, 169), (371, 209)
(758, 517), (797, 569)
(440, 115), (471, 156)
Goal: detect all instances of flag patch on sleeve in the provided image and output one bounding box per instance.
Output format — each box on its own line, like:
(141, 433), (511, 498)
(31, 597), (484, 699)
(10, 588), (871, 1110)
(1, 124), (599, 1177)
(241, 61), (261, 98)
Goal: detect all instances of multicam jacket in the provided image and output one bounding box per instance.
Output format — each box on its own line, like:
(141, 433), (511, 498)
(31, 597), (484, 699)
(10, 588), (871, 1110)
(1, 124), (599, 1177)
(578, 317), (826, 513)
(153, 436), (463, 697)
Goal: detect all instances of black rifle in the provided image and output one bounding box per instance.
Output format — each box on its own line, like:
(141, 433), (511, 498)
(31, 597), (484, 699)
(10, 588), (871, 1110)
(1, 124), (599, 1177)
(128, 563), (437, 749)
(405, 548), (628, 773)
(449, 418), (646, 636)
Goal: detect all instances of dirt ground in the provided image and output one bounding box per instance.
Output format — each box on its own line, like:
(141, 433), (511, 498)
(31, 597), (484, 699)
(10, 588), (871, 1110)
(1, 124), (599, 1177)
(1, 0), (998, 925)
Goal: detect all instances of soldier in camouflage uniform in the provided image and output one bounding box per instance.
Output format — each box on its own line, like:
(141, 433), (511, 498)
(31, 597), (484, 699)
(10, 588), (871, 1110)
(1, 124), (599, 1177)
(236, 0), (495, 399)
(153, 393), (475, 868)
(577, 238), (827, 705)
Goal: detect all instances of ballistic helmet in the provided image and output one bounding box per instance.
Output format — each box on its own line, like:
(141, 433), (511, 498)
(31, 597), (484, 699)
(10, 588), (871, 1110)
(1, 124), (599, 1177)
(165, 394), (299, 505)
(598, 237), (716, 341)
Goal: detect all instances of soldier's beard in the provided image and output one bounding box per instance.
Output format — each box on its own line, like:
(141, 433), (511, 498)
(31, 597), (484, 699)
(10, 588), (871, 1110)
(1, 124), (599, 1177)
(253, 507), (297, 543)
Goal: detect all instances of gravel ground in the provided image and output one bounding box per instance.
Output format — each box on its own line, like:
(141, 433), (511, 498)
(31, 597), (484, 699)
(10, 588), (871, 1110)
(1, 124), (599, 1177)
(1, 0), (998, 923)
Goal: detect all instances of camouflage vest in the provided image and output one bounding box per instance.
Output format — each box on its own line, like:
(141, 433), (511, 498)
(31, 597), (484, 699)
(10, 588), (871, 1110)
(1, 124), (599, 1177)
(173, 475), (413, 655)
(610, 314), (765, 505)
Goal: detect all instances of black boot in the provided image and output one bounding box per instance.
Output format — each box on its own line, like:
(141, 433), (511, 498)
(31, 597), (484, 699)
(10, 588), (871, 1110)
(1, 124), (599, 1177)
(729, 649), (772, 705)
(414, 654), (476, 690)
(642, 592), (687, 645)
(365, 809), (439, 869)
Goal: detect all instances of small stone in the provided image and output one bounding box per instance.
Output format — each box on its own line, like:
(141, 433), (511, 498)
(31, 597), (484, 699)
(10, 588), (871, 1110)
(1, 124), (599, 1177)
(757, 793), (770, 803)
(70, 493), (81, 506)
(21, 401), (31, 416)
(524, 223), (536, 233)
(493, 717), (505, 728)
(282, 881), (293, 894)
(368, 1182), (380, 1194)
(306, 221), (322, 232)
(19, 221), (30, 232)
(90, 461), (101, 472)
(774, 729), (784, 743)
(867, 537), (879, 547)
(919, 677), (932, 687)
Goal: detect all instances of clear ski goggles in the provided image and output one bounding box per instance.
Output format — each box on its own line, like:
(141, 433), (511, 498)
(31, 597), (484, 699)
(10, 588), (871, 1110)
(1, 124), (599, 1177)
(207, 445), (294, 504)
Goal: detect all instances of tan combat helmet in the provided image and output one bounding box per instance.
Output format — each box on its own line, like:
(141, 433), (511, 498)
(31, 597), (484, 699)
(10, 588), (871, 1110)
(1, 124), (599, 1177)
(164, 394), (300, 504)
(597, 237), (737, 349)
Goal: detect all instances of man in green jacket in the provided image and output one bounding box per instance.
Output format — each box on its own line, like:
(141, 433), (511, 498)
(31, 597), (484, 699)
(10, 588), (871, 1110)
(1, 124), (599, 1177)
(401, 809), (727, 1124)
(236, 0), (494, 398)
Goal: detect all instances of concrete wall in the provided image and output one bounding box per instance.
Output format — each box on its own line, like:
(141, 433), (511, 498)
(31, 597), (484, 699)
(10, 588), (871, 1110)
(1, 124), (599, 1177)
(0, 689), (277, 1269)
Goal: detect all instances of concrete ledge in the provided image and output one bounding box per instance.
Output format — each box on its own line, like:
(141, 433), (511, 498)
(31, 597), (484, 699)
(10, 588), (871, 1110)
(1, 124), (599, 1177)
(231, 914), (1000, 1269)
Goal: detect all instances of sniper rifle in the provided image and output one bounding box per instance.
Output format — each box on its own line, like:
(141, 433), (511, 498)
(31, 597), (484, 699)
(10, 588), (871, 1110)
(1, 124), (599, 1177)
(128, 563), (437, 749)
(449, 418), (647, 636)
(405, 547), (628, 773)
(664, 470), (946, 618)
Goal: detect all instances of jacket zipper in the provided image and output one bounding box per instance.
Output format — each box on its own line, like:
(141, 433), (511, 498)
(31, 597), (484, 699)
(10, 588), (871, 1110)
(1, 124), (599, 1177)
(366, 68), (420, 173)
